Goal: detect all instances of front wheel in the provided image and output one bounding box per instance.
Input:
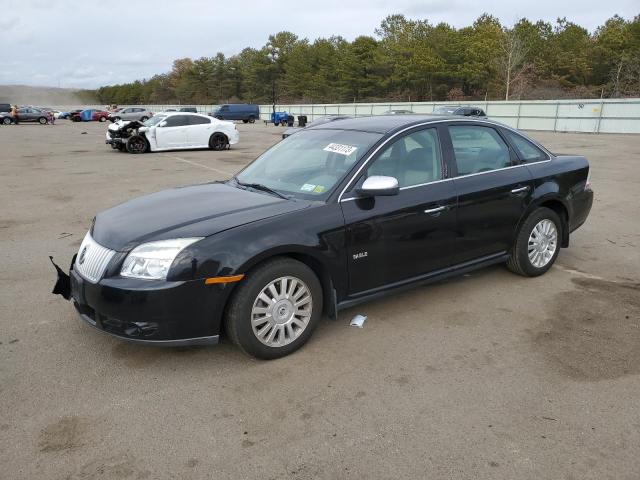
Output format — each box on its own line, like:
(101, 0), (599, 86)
(125, 135), (148, 154)
(2, 117), (11, 125)
(224, 258), (323, 359)
(507, 207), (562, 277)
(209, 133), (228, 151)
(248, 115), (255, 124)
(38, 117), (48, 124)
(242, 119), (249, 124)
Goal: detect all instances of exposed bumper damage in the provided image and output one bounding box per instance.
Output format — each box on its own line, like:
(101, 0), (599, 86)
(50, 256), (220, 347)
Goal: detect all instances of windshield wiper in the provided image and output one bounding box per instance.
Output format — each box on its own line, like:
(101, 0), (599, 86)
(233, 178), (290, 200)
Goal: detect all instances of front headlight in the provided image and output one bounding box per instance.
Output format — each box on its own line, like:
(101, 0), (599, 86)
(120, 238), (202, 280)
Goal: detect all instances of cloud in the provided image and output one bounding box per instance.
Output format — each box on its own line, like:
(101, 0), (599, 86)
(1, 0), (637, 88)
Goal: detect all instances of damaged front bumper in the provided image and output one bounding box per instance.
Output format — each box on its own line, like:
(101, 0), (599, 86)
(51, 257), (220, 347)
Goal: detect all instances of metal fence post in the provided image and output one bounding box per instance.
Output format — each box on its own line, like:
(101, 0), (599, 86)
(596, 99), (605, 133)
(553, 102), (559, 132)
(516, 102), (521, 129)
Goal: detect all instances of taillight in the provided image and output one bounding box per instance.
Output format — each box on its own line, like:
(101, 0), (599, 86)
(585, 172), (592, 191)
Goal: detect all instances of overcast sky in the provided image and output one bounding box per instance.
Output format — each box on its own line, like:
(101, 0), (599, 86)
(2, 0), (637, 89)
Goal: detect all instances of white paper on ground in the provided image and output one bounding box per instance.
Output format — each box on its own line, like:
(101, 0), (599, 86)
(350, 314), (367, 328)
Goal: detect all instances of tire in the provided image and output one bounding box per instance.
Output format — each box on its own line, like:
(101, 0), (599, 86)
(125, 135), (148, 154)
(209, 133), (228, 151)
(242, 119), (249, 124)
(225, 257), (323, 359)
(140, 116), (148, 122)
(113, 116), (121, 122)
(117, 143), (126, 152)
(99, 116), (106, 122)
(248, 116), (255, 124)
(38, 117), (47, 124)
(2, 117), (11, 125)
(507, 207), (562, 277)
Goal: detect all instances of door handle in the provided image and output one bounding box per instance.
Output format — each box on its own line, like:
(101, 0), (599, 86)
(424, 206), (446, 215)
(511, 186), (530, 194)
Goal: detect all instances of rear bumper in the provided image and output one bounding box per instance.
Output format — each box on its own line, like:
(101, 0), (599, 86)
(570, 189), (593, 233)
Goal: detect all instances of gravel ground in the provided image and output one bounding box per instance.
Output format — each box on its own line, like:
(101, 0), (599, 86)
(0, 120), (638, 480)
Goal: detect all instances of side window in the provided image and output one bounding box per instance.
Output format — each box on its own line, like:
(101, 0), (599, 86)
(163, 115), (190, 127)
(449, 125), (511, 176)
(504, 131), (548, 163)
(189, 115), (211, 125)
(366, 128), (442, 188)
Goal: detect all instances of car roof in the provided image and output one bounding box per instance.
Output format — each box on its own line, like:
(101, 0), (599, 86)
(305, 114), (487, 134)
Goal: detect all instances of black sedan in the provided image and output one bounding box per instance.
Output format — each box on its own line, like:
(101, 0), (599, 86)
(53, 115), (593, 359)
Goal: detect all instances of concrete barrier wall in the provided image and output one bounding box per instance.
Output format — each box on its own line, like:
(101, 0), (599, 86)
(52, 98), (640, 133)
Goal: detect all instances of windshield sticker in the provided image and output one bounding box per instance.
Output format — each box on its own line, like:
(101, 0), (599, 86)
(313, 185), (325, 193)
(323, 143), (357, 156)
(300, 184), (316, 192)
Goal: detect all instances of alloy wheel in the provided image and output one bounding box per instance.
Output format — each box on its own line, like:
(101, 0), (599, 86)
(250, 276), (312, 347)
(527, 219), (558, 268)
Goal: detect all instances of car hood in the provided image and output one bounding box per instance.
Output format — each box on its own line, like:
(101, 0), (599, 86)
(92, 182), (310, 251)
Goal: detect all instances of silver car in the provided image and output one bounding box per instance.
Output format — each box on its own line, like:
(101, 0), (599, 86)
(108, 107), (153, 122)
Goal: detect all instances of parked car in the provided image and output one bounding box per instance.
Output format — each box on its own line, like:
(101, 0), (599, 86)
(0, 103), (12, 113)
(105, 112), (239, 153)
(177, 107), (197, 113)
(212, 104), (260, 123)
(0, 113), (14, 125)
(108, 107), (154, 122)
(53, 115), (593, 359)
(58, 110), (77, 120)
(71, 109), (110, 122)
(433, 105), (486, 117)
(282, 115), (352, 139)
(14, 107), (50, 124)
(381, 109), (414, 115)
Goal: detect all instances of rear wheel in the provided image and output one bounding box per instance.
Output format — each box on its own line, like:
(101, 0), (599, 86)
(248, 115), (255, 124)
(2, 117), (11, 125)
(224, 258), (323, 359)
(209, 133), (228, 151)
(99, 116), (106, 122)
(125, 135), (148, 154)
(38, 117), (47, 124)
(242, 119), (249, 124)
(507, 207), (562, 277)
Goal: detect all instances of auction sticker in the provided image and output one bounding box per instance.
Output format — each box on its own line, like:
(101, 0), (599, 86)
(323, 143), (357, 156)
(300, 184), (316, 191)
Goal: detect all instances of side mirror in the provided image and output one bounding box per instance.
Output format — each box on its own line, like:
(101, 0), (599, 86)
(356, 175), (399, 197)
(158, 121), (167, 127)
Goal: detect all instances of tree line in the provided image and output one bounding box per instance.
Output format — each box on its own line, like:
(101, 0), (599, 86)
(89, 13), (640, 106)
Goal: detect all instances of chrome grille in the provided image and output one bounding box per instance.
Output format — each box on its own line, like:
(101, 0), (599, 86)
(74, 232), (116, 283)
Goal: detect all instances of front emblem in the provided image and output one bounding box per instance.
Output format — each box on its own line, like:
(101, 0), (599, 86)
(79, 246), (88, 265)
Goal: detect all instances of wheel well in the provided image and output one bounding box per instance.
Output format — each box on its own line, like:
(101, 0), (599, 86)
(539, 199), (570, 247)
(241, 253), (336, 318)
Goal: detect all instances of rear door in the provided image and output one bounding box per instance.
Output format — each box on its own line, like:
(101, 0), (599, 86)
(155, 115), (191, 148)
(186, 115), (213, 147)
(443, 123), (533, 264)
(341, 126), (457, 294)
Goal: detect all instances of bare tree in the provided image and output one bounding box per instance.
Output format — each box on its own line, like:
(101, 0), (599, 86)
(497, 30), (528, 100)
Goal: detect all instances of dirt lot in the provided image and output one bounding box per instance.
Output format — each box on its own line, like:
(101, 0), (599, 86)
(0, 120), (638, 480)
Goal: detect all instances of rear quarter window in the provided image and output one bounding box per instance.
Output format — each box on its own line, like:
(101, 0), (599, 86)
(504, 131), (549, 163)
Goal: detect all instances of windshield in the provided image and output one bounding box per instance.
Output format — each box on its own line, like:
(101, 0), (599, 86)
(434, 107), (457, 114)
(235, 129), (382, 200)
(143, 115), (165, 127)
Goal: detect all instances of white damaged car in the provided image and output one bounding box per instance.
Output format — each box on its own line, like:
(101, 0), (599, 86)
(106, 112), (239, 153)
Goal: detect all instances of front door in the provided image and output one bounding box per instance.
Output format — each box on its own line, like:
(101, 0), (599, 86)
(155, 114), (191, 148)
(444, 123), (533, 264)
(340, 127), (457, 295)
